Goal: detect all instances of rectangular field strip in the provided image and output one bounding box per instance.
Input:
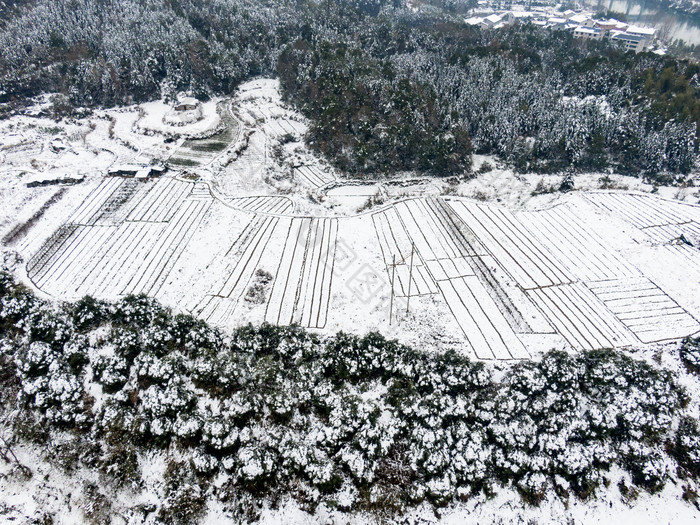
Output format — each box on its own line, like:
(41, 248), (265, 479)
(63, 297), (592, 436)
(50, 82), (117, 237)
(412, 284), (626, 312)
(28, 177), (212, 300)
(67, 177), (124, 226)
(294, 165), (334, 188)
(586, 193), (700, 244)
(127, 178), (193, 222)
(197, 215), (280, 326)
(265, 217), (338, 328)
(446, 199), (573, 289)
(372, 207), (438, 297)
(586, 193), (699, 227)
(229, 196), (293, 214)
(526, 283), (638, 350)
(663, 245), (700, 274)
(374, 198), (546, 358)
(438, 277), (529, 360)
(515, 204), (639, 282)
(229, 131), (266, 179)
(588, 278), (700, 343)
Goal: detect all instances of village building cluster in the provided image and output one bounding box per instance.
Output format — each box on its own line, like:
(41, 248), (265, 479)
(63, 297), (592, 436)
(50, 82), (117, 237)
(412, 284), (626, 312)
(465, 9), (656, 53)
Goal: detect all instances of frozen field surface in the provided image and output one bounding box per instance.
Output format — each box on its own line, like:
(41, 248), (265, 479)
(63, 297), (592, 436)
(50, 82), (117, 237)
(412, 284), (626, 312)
(3, 79), (700, 360)
(22, 174), (700, 359)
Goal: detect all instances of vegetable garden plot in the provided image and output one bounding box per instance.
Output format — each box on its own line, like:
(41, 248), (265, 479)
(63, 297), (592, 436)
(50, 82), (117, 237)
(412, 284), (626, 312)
(196, 215), (280, 326)
(663, 244), (700, 274)
(189, 182), (212, 200)
(526, 282), (638, 350)
(122, 199), (212, 297)
(276, 117), (305, 136)
(446, 200), (574, 290)
(372, 207), (438, 297)
(66, 177), (125, 226)
(375, 198), (543, 358)
(585, 192), (700, 237)
(93, 179), (151, 226)
(28, 177), (212, 300)
(265, 217), (338, 329)
(127, 178), (194, 222)
(26, 224), (79, 278)
(588, 278), (700, 343)
(515, 204), (639, 282)
(227, 196), (294, 214)
(642, 223), (700, 244)
(438, 276), (529, 360)
(293, 165), (335, 188)
(263, 116), (305, 137)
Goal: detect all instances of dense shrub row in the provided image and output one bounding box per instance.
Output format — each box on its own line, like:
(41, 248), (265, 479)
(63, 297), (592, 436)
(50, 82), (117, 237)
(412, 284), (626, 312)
(0, 270), (698, 521)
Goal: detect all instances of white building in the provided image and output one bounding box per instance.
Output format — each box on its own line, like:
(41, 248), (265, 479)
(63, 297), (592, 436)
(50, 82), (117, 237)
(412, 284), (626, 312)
(569, 14), (595, 27)
(573, 26), (604, 41)
(548, 17), (568, 28)
(627, 25), (655, 37)
(482, 14), (502, 27)
(610, 31), (648, 52)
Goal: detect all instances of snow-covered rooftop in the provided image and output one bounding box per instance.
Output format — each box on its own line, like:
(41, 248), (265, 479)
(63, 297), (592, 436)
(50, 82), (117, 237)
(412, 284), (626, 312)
(574, 26), (601, 34)
(627, 25), (656, 36)
(178, 96), (198, 106)
(569, 14), (591, 24)
(611, 31), (645, 42)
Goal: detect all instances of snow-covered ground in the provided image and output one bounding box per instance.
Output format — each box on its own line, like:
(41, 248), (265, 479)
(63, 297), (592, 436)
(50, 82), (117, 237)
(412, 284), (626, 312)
(3, 77), (700, 524)
(2, 80), (700, 363)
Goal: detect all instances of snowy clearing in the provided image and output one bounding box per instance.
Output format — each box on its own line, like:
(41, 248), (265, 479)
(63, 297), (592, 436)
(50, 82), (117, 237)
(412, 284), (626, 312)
(19, 174), (700, 360)
(2, 79), (700, 361)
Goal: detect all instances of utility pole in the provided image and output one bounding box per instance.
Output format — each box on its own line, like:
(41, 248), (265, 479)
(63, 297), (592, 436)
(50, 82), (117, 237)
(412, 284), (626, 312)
(406, 243), (414, 315)
(389, 254), (395, 325)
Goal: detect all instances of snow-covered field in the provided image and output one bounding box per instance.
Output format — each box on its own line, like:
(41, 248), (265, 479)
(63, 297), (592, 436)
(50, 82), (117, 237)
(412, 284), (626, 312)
(2, 79), (700, 363)
(18, 173), (700, 360)
(3, 78), (700, 525)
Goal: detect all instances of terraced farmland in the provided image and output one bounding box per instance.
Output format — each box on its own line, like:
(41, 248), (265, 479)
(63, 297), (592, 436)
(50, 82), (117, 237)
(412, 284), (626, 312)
(167, 101), (240, 168)
(27, 177), (211, 299)
(26, 175), (700, 361)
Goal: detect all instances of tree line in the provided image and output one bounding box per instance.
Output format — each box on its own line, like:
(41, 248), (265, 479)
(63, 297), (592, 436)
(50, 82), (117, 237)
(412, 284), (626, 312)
(0, 0), (698, 177)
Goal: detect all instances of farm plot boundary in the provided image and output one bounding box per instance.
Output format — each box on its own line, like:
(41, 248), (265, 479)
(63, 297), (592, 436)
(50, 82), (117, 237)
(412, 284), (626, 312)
(265, 217), (338, 329)
(588, 277), (700, 343)
(27, 177), (212, 301)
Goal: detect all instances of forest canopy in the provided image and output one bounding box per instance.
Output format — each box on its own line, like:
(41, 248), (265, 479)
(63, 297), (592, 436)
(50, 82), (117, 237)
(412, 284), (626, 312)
(0, 0), (698, 176)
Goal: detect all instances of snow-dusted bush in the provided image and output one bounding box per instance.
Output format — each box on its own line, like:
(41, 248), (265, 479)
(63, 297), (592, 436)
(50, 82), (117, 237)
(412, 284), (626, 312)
(0, 272), (699, 518)
(15, 340), (88, 426)
(671, 416), (700, 478)
(157, 461), (206, 525)
(93, 354), (129, 393)
(112, 294), (166, 329)
(137, 378), (197, 443)
(111, 326), (143, 364)
(680, 336), (700, 374)
(70, 296), (110, 331)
